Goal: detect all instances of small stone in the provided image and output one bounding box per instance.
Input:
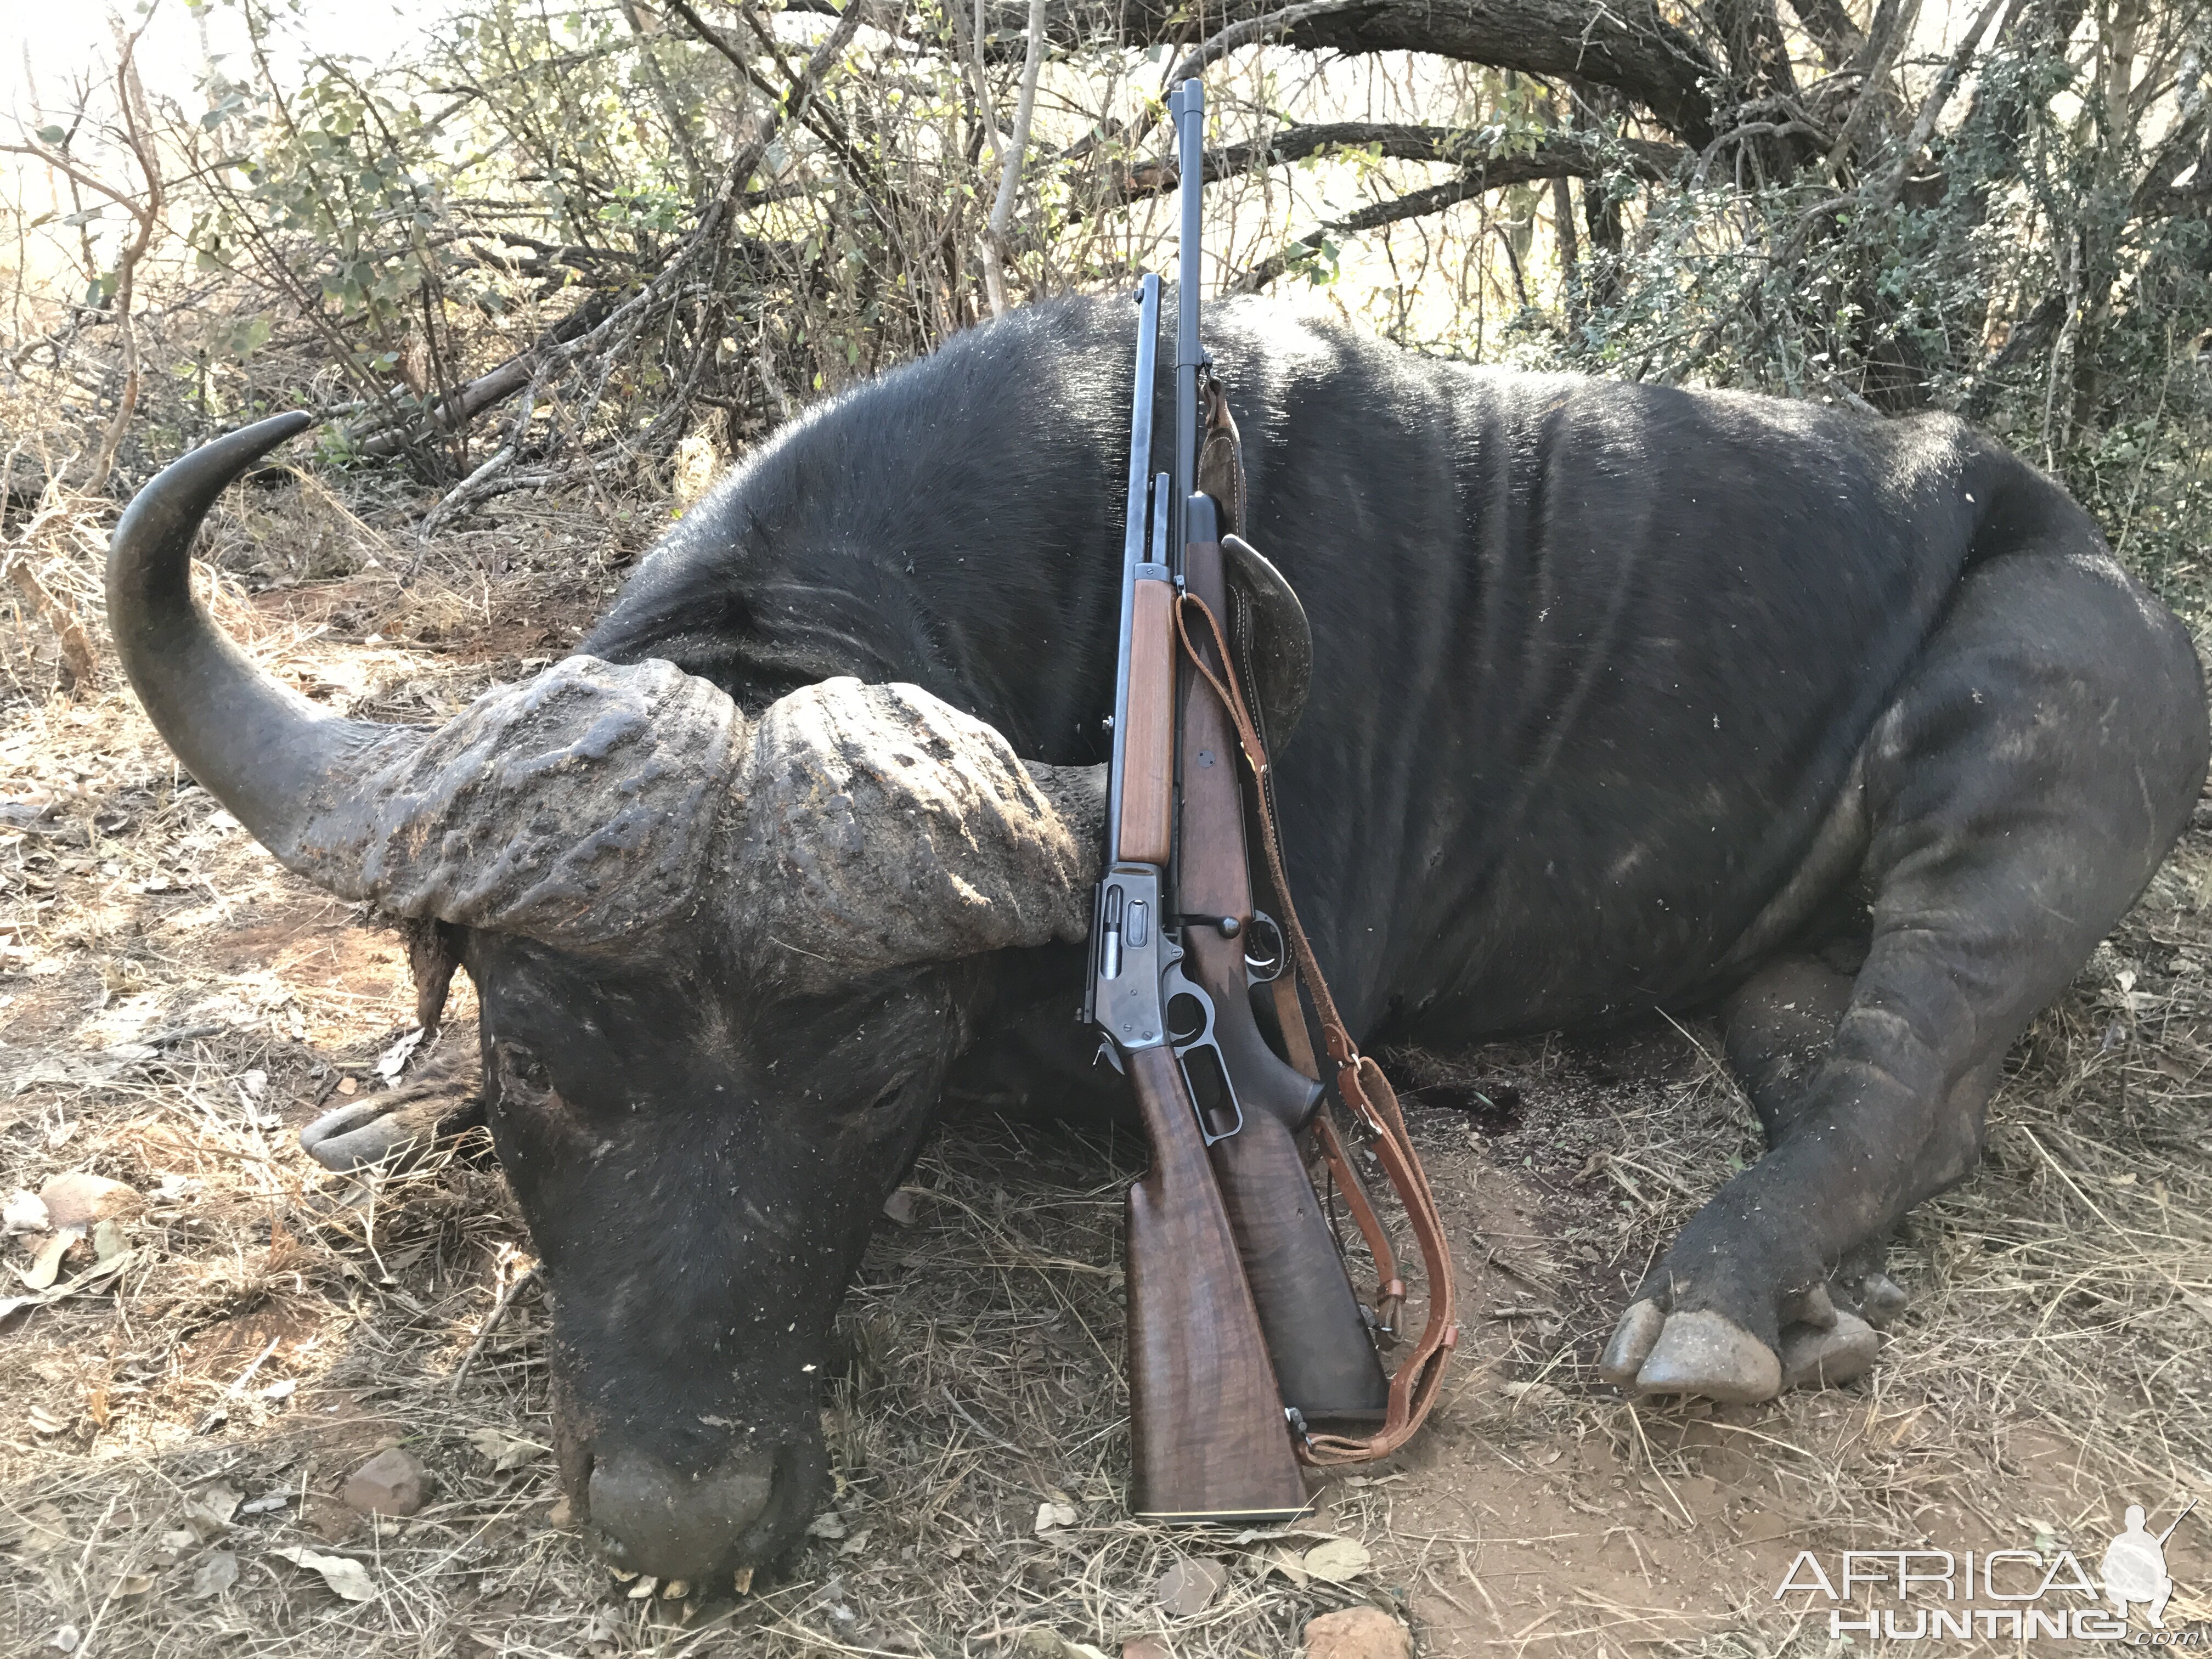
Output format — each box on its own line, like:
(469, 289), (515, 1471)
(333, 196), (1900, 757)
(1153, 1557), (1229, 1617)
(1302, 1606), (1413, 1659)
(190, 1549), (239, 1600)
(37, 1174), (142, 1230)
(1123, 1643), (1171, 1659)
(341, 1447), (426, 1516)
(1013, 1635), (1110, 1659)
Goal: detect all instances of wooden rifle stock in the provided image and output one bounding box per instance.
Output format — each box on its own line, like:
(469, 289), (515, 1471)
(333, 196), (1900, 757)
(1125, 1042), (1308, 1520)
(1178, 533), (1391, 1423)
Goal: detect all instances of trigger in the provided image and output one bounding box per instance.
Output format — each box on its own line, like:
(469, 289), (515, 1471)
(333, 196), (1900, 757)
(1094, 1039), (1126, 1075)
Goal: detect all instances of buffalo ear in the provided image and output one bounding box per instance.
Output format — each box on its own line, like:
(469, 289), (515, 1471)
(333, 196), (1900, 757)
(732, 679), (1103, 986)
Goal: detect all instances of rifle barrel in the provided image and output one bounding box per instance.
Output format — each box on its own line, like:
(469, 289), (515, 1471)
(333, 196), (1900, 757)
(1172, 78), (1205, 566)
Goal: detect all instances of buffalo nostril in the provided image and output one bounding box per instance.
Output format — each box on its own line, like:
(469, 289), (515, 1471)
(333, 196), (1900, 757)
(587, 1447), (777, 1581)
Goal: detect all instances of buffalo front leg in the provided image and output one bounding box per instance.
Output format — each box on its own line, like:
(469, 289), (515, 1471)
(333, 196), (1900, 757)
(1716, 949), (1928, 1384)
(1603, 539), (2205, 1403)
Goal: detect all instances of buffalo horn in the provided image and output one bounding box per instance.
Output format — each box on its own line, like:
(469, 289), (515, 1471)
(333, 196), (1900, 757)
(110, 415), (749, 944)
(106, 413), (419, 877)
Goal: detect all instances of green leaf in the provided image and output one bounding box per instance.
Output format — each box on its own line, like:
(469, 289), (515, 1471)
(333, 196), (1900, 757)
(216, 315), (272, 361)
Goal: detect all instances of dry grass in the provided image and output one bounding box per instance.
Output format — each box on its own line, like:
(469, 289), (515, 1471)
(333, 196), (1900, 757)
(4, 475), (2212, 1658)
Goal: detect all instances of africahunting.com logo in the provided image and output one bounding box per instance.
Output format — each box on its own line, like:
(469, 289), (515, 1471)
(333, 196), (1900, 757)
(1773, 1499), (2202, 1643)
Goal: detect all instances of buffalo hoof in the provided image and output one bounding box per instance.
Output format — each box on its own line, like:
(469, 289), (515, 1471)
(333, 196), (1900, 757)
(1779, 1308), (1879, 1389)
(1593, 1309), (1778, 1407)
(300, 1077), (484, 1171)
(1843, 1269), (1909, 1329)
(1601, 1291), (1881, 1402)
(1615, 1308), (1783, 1403)
(1599, 1301), (1782, 1402)
(1596, 1299), (1666, 1385)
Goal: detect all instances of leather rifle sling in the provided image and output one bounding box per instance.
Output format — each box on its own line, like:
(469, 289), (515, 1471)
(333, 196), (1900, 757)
(1267, 966), (1407, 1344)
(1314, 1107), (1407, 1341)
(1173, 589), (1459, 1464)
(1203, 387), (1404, 1322)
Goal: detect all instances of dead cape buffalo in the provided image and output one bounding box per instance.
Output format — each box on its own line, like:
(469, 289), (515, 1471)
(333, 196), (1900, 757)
(109, 294), (2205, 1581)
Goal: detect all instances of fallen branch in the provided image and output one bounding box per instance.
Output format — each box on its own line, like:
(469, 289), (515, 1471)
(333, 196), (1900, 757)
(449, 1260), (537, 1392)
(349, 291), (617, 459)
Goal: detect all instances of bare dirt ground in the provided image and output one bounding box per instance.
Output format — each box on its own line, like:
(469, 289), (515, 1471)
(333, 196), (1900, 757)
(4, 475), (2211, 1658)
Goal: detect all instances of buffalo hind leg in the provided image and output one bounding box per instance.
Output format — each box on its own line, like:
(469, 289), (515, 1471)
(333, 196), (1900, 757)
(1602, 536), (2205, 1403)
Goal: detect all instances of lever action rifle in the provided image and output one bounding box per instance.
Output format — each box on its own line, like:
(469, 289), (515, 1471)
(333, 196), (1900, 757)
(1087, 262), (1305, 1522)
(1088, 79), (1418, 1523)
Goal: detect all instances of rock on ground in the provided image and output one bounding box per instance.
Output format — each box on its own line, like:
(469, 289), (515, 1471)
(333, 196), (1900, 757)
(1153, 1558), (1229, 1617)
(341, 1448), (426, 1516)
(1302, 1605), (1413, 1659)
(37, 1173), (142, 1228)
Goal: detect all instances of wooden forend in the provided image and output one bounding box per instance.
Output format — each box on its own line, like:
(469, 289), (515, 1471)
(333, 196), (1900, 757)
(1116, 576), (1177, 866)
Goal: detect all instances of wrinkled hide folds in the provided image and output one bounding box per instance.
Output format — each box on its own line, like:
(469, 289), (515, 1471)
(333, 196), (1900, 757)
(257, 656), (1101, 971)
(284, 656), (746, 942)
(732, 679), (1101, 990)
